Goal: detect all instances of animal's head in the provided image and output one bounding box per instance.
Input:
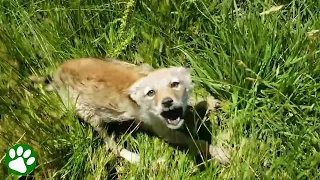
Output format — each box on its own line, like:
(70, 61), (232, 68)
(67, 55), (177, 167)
(126, 67), (193, 129)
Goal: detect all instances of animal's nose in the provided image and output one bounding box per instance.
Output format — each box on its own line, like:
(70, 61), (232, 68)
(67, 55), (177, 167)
(161, 97), (174, 108)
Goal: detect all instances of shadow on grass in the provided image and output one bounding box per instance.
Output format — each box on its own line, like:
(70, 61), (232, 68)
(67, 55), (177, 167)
(106, 99), (219, 172)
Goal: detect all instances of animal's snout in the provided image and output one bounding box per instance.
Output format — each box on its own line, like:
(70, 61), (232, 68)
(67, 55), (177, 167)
(161, 97), (173, 108)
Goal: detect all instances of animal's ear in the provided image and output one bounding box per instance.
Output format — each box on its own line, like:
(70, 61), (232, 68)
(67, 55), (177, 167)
(138, 71), (150, 76)
(177, 67), (192, 74)
(126, 85), (136, 96)
(126, 82), (140, 100)
(140, 64), (154, 71)
(137, 64), (153, 75)
(185, 68), (192, 73)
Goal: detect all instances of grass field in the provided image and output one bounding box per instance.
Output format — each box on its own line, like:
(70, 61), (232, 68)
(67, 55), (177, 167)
(0, 0), (320, 179)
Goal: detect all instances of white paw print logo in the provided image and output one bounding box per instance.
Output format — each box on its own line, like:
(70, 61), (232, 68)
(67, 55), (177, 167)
(5, 144), (37, 175)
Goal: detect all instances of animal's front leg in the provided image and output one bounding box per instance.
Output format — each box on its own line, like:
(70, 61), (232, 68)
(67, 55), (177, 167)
(161, 129), (230, 164)
(189, 95), (221, 115)
(87, 115), (141, 164)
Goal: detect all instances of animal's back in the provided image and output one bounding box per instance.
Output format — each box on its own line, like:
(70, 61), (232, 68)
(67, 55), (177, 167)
(52, 58), (149, 121)
(56, 58), (146, 92)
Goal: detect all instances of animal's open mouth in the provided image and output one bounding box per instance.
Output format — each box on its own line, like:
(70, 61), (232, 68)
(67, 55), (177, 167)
(160, 107), (184, 125)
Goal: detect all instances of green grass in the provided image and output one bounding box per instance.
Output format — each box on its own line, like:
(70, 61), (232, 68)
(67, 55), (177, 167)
(0, 0), (320, 179)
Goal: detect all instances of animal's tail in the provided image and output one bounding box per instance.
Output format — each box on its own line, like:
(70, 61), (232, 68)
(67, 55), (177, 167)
(29, 75), (54, 91)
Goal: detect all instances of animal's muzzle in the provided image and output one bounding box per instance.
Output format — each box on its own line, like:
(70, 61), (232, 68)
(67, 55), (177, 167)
(161, 97), (174, 108)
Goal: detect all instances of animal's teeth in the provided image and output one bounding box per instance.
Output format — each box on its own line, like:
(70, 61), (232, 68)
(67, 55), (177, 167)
(177, 117), (180, 121)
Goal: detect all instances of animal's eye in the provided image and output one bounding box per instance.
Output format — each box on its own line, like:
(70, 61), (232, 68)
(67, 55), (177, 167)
(171, 81), (180, 88)
(146, 90), (155, 97)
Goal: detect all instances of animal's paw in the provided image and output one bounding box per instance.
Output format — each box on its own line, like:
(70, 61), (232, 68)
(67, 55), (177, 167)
(156, 157), (166, 164)
(209, 145), (230, 164)
(205, 96), (221, 115)
(151, 157), (166, 170)
(6, 145), (36, 174)
(119, 149), (140, 164)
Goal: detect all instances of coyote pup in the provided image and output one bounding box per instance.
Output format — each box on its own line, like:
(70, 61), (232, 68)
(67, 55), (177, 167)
(30, 58), (229, 164)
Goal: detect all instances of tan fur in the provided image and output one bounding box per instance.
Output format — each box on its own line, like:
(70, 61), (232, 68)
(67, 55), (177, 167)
(154, 88), (177, 106)
(29, 58), (230, 164)
(51, 58), (144, 117)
